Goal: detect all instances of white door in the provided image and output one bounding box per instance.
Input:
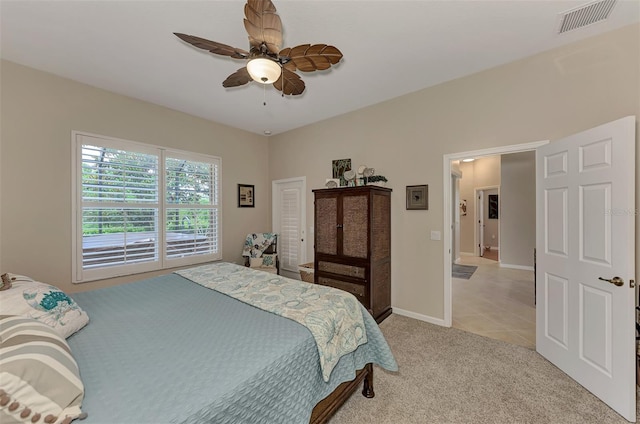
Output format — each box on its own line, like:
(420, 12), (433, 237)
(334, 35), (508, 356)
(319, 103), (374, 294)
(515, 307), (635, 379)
(452, 174), (461, 263)
(477, 190), (484, 256)
(536, 116), (636, 421)
(272, 177), (307, 279)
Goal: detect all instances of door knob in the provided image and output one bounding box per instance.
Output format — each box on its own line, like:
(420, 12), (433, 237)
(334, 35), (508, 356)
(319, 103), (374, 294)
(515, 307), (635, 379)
(598, 276), (624, 287)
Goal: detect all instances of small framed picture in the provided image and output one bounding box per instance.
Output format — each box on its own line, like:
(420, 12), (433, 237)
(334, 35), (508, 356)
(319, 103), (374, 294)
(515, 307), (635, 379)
(332, 158), (352, 187)
(488, 194), (499, 219)
(406, 185), (428, 210)
(238, 184), (255, 208)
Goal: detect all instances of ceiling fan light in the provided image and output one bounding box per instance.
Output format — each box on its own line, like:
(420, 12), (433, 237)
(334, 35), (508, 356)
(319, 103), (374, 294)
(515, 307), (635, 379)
(246, 58), (281, 84)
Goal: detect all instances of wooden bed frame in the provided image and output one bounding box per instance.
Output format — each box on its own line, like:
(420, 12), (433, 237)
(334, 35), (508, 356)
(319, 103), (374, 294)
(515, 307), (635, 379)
(309, 363), (374, 424)
(246, 246), (378, 424)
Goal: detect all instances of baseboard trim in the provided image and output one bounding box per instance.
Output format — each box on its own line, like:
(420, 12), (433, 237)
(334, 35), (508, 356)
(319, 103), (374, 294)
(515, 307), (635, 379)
(460, 252), (475, 257)
(500, 263), (534, 271)
(392, 307), (447, 327)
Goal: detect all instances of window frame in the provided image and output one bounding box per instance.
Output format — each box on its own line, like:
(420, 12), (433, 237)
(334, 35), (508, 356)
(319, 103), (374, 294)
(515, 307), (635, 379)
(72, 131), (222, 283)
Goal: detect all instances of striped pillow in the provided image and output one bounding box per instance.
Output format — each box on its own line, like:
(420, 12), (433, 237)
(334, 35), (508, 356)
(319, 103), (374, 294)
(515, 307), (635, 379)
(0, 315), (86, 424)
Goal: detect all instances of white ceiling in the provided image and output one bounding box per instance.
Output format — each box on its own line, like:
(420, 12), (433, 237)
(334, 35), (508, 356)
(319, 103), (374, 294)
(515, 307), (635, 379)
(1, 1), (638, 136)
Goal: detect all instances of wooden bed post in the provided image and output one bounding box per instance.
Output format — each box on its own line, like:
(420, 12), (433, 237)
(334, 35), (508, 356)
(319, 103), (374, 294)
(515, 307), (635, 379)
(309, 363), (375, 424)
(362, 363), (374, 398)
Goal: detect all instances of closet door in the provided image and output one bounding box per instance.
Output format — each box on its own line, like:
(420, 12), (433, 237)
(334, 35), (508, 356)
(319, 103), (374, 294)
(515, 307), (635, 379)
(272, 177), (307, 276)
(279, 186), (301, 273)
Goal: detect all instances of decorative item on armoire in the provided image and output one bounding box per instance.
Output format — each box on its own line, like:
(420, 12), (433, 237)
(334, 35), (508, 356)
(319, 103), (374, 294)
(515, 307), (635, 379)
(332, 158), (352, 186)
(356, 165), (367, 186)
(367, 175), (388, 187)
(325, 179), (339, 189)
(343, 169), (357, 187)
(362, 167), (375, 185)
(406, 185), (428, 210)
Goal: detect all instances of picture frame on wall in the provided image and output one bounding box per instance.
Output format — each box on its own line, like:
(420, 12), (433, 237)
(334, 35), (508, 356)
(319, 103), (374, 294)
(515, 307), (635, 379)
(406, 185), (428, 210)
(238, 184), (255, 208)
(488, 194), (499, 219)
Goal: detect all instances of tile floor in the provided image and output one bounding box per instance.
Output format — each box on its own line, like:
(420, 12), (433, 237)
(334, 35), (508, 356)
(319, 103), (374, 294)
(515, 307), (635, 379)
(481, 248), (499, 261)
(452, 256), (536, 349)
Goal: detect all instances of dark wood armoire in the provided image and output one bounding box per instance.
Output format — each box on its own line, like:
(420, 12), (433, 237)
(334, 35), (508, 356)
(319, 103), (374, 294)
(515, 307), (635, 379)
(313, 185), (392, 323)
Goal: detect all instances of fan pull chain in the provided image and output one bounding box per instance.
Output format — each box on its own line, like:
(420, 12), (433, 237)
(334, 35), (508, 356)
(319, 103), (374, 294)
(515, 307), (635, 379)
(263, 84), (267, 106)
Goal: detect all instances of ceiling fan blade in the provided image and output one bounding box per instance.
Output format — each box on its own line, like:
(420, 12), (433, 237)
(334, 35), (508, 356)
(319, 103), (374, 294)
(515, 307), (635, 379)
(280, 44), (343, 72)
(243, 0), (282, 54)
(281, 60), (296, 72)
(174, 33), (249, 59)
(273, 68), (305, 96)
(223, 67), (252, 88)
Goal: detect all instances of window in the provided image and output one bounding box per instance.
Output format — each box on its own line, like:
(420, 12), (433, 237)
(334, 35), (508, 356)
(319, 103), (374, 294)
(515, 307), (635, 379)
(73, 133), (221, 283)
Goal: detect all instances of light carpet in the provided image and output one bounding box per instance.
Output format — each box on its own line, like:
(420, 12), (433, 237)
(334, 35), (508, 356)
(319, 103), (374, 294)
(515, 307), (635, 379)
(330, 314), (638, 424)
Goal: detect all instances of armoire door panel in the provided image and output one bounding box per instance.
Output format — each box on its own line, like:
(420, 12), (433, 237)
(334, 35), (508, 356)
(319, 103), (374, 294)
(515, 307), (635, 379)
(372, 193), (391, 261)
(342, 194), (369, 258)
(315, 196), (338, 255)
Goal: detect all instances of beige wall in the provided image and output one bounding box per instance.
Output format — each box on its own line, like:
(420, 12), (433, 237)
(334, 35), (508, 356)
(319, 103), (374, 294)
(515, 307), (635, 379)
(500, 151), (536, 268)
(1, 24), (638, 320)
(0, 60), (270, 293)
(458, 156), (501, 254)
(269, 24), (640, 321)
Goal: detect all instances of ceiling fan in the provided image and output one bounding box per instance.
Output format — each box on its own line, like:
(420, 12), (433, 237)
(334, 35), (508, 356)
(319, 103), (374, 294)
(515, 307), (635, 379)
(174, 0), (343, 96)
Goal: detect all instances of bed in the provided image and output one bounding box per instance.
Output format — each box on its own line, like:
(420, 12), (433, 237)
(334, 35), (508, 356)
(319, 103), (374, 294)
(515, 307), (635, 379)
(56, 262), (397, 423)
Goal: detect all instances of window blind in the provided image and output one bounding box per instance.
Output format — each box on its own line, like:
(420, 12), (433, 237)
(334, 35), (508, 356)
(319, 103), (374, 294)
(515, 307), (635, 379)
(81, 145), (159, 270)
(74, 133), (222, 283)
(165, 156), (219, 260)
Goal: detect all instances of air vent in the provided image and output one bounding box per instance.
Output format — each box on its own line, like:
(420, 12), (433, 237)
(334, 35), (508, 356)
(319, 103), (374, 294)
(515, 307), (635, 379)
(558, 0), (617, 34)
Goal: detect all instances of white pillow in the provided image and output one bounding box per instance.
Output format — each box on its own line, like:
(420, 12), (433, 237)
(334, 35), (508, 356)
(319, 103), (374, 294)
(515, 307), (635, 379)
(249, 257), (264, 268)
(0, 273), (89, 339)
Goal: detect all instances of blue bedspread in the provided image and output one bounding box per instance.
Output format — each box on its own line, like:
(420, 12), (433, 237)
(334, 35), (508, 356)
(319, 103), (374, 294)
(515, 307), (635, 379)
(68, 272), (397, 424)
(176, 262), (368, 382)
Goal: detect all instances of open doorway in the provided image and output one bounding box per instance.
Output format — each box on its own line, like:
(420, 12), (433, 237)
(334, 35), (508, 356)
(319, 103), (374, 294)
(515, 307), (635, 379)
(451, 255), (535, 348)
(455, 154), (533, 348)
(443, 140), (548, 348)
(475, 185), (500, 260)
